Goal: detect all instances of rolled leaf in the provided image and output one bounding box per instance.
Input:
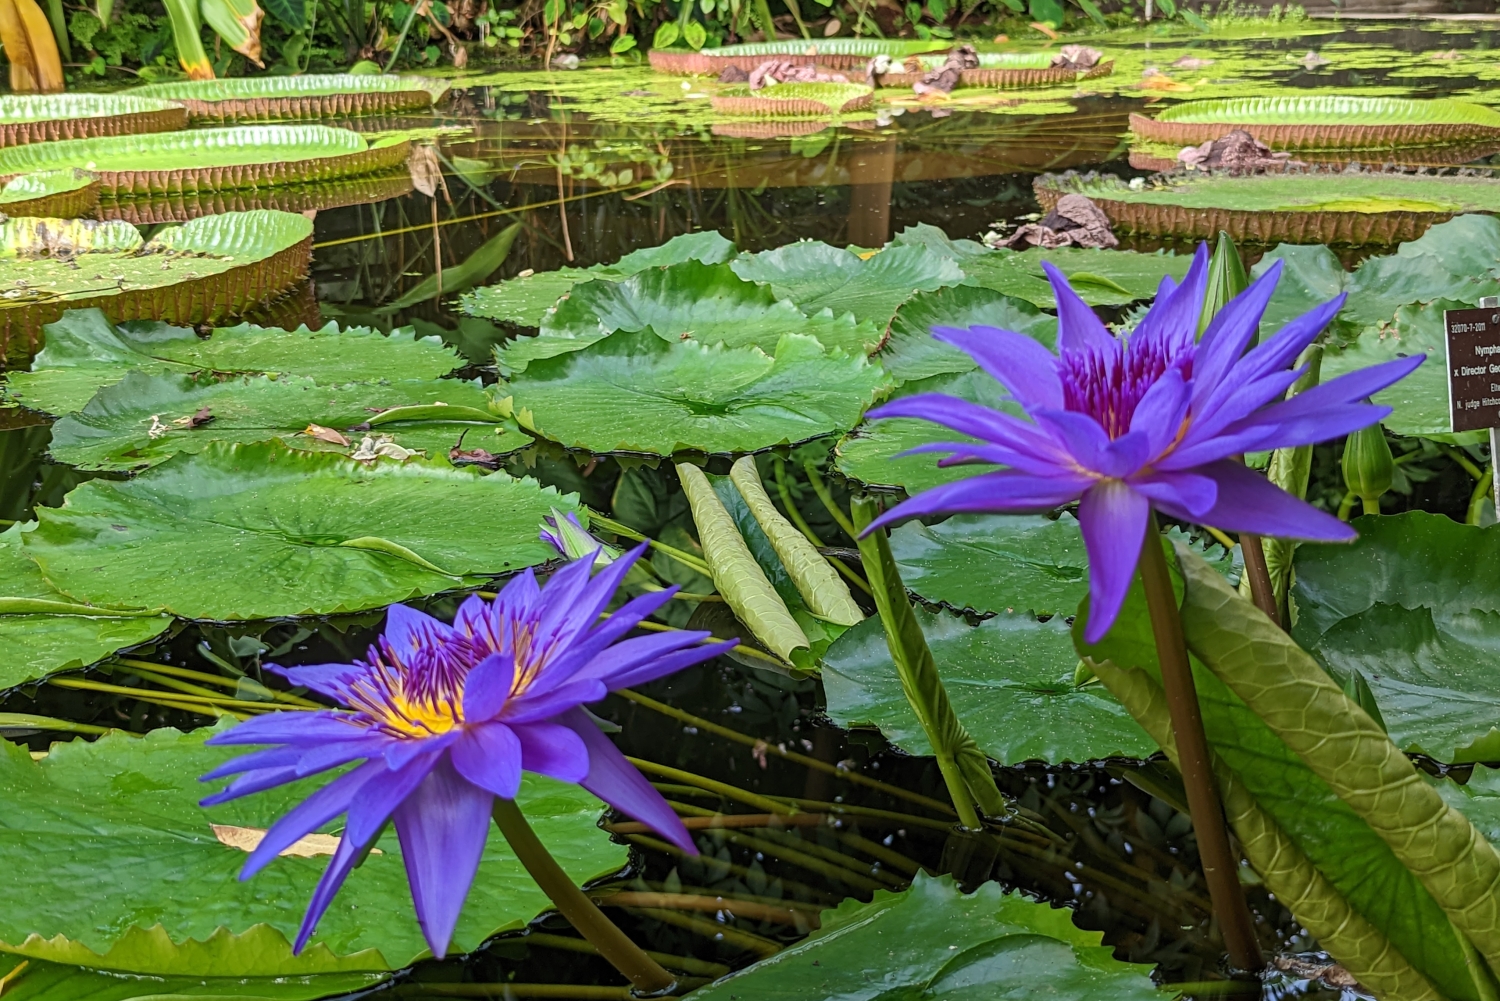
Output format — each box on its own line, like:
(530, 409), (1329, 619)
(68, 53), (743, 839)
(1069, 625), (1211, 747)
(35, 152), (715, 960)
(1085, 654), (1445, 1001)
(161, 0), (214, 79)
(1176, 544), (1500, 976)
(851, 496), (1009, 822)
(1198, 230), (1247, 336)
(728, 456), (862, 627)
(0, 0), (64, 93)
(677, 462), (808, 664)
(200, 0), (264, 65)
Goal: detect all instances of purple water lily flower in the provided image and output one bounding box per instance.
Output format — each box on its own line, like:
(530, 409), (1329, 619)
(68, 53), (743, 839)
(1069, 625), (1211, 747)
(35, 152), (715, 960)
(200, 545), (733, 959)
(865, 244), (1424, 643)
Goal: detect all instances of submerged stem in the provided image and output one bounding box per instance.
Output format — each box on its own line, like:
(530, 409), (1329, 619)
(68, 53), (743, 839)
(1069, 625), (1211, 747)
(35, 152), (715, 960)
(1137, 517), (1264, 975)
(491, 799), (677, 995)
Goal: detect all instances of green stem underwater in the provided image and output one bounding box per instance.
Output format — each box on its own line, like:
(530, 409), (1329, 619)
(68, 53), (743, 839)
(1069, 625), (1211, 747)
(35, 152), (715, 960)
(491, 798), (677, 995)
(1137, 516), (1264, 975)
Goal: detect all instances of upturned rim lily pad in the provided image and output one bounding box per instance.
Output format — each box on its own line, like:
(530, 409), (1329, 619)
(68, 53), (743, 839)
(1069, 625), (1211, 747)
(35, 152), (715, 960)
(875, 52), (1114, 89)
(0, 125), (412, 200)
(711, 82), (873, 118)
(1131, 95), (1500, 150)
(130, 75), (447, 122)
(1036, 169), (1500, 246)
(0, 94), (187, 147)
(0, 169), (100, 219)
(97, 171), (416, 225)
(0, 210), (313, 365)
(648, 37), (950, 75)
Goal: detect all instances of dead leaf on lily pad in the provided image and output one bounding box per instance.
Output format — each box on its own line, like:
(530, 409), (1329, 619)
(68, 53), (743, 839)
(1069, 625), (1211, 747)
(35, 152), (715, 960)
(302, 423), (351, 446)
(351, 434), (424, 463)
(211, 824), (383, 859)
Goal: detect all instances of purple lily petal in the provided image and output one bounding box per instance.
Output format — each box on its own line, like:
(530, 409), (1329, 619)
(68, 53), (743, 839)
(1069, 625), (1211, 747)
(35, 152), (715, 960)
(558, 707), (696, 855)
(1033, 410), (1150, 478)
(1131, 470), (1218, 519)
(393, 757), (495, 959)
(349, 749), (444, 845)
(1129, 367), (1191, 459)
(450, 721), (523, 798)
(1131, 244), (1208, 355)
(383, 604), (457, 666)
(1171, 460), (1357, 542)
(462, 652), (516, 722)
(236, 760), (383, 879)
(1191, 260), (1284, 399)
(932, 325), (1063, 411)
(1078, 479), (1151, 644)
(513, 720), (591, 784)
(863, 470), (1094, 534)
(1043, 261), (1114, 353)
(292, 826), (366, 955)
(204, 711), (358, 746)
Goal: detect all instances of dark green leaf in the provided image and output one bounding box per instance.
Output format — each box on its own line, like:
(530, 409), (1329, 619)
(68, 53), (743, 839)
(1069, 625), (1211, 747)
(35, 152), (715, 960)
(880, 284), (1055, 384)
(729, 242), (964, 328)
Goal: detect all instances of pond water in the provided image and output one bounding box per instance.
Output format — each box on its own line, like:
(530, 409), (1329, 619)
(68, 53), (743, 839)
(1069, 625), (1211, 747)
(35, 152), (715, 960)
(4, 16), (1500, 1001)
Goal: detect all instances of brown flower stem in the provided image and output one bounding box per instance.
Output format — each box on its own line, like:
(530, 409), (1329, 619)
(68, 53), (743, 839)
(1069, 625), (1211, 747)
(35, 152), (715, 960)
(492, 799), (677, 994)
(1138, 517), (1265, 975)
(1237, 532), (1280, 629)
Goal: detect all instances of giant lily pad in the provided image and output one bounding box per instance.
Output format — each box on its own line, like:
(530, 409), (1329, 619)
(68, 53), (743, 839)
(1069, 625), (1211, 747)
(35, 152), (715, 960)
(0, 952), (383, 1001)
(648, 37), (949, 75)
(1037, 170), (1500, 246)
(1292, 512), (1500, 762)
(23, 441), (578, 620)
(0, 170), (100, 219)
(1131, 95), (1500, 150)
(836, 369), (1016, 493)
(131, 75), (445, 122)
(0, 126), (411, 199)
(880, 284), (1056, 383)
(497, 331), (891, 457)
(875, 50), (1114, 89)
(100, 172), (417, 226)
(688, 873), (1159, 1000)
(461, 231), (737, 328)
(47, 372), (514, 472)
(823, 608), (1154, 764)
(729, 241), (965, 329)
(711, 83), (873, 118)
(0, 725), (624, 974)
(498, 260), (882, 374)
(0, 211), (313, 366)
(0, 524), (171, 693)
(4, 310), (463, 416)
(0, 94), (186, 146)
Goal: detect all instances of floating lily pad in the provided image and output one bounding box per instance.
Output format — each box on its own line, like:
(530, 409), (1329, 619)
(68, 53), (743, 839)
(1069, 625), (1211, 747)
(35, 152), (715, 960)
(498, 260), (882, 374)
(1318, 301), (1455, 442)
(0, 170), (100, 219)
(956, 244), (1193, 309)
(99, 172), (416, 226)
(23, 441), (578, 620)
(47, 372), (511, 472)
(824, 608), (1153, 764)
(3, 310), (463, 416)
(131, 75), (445, 122)
(0, 524), (171, 693)
(711, 83), (873, 118)
(498, 330), (890, 457)
(462, 230), (737, 328)
(1292, 512), (1500, 762)
(0, 94), (186, 146)
(688, 873), (1159, 1000)
(888, 513), (1087, 617)
(730, 242), (965, 329)
(1131, 95), (1500, 150)
(1037, 170), (1500, 246)
(0, 952), (384, 1001)
(875, 51), (1114, 89)
(0, 126), (411, 199)
(835, 369), (1017, 493)
(880, 284), (1056, 383)
(0, 725), (623, 974)
(0, 211), (313, 367)
(648, 37), (949, 75)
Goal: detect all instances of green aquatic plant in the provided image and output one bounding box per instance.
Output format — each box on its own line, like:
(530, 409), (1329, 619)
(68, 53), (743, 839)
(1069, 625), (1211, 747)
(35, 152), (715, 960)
(0, 93), (185, 144)
(130, 74), (446, 121)
(711, 82), (873, 118)
(1132, 95), (1500, 150)
(0, 168), (97, 218)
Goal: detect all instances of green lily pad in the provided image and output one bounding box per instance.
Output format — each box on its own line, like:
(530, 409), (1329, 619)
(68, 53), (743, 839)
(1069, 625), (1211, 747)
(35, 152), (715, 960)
(1136, 95), (1500, 148)
(1050, 171), (1500, 215)
(0, 211), (313, 367)
(1250, 243), (1356, 341)
(0, 725), (624, 974)
(497, 261), (882, 374)
(880, 284), (1057, 384)
(46, 372), (512, 472)
(1292, 512), (1500, 762)
(4, 310), (463, 416)
(130, 74), (443, 122)
(1433, 765), (1500, 847)
(956, 245), (1193, 309)
(498, 331), (891, 457)
(823, 608), (1154, 764)
(0, 524), (171, 693)
(835, 369), (1017, 493)
(0, 94), (186, 147)
(686, 873), (1159, 1000)
(461, 231), (736, 328)
(729, 242), (965, 328)
(23, 441), (578, 620)
(712, 82), (873, 117)
(1318, 300), (1461, 443)
(1341, 214), (1500, 326)
(0, 952), (384, 1001)
(888, 514), (1087, 617)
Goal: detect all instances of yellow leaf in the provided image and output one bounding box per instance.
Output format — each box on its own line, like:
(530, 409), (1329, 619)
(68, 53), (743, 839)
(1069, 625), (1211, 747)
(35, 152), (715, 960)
(211, 824), (383, 858)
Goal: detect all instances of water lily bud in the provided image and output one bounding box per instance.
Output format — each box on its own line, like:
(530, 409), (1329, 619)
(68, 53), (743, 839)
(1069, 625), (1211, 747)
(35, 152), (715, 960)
(539, 507), (620, 564)
(1342, 423), (1393, 516)
(1198, 230), (1248, 338)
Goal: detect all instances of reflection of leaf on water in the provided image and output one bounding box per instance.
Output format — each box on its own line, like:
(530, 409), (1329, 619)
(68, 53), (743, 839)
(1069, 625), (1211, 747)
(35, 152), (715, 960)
(383, 222), (522, 312)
